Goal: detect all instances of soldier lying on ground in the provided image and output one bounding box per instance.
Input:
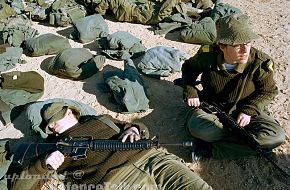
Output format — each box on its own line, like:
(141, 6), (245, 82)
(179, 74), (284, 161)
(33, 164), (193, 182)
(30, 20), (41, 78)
(84, 0), (214, 25)
(12, 102), (212, 190)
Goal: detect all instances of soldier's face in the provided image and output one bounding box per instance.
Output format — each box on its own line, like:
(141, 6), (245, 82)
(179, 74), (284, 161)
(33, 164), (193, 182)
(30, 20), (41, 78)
(48, 110), (73, 135)
(220, 43), (252, 64)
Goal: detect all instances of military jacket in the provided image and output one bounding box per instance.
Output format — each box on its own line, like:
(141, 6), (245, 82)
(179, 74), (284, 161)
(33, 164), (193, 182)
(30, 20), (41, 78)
(182, 47), (278, 116)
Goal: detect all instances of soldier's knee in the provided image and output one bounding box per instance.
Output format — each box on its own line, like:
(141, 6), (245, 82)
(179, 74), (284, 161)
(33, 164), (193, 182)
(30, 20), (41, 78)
(186, 118), (225, 142)
(270, 126), (285, 147)
(259, 126), (286, 149)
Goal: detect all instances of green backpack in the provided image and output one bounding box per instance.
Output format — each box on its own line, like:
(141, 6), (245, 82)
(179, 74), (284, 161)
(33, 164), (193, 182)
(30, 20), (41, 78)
(2, 15), (38, 47)
(49, 0), (87, 27)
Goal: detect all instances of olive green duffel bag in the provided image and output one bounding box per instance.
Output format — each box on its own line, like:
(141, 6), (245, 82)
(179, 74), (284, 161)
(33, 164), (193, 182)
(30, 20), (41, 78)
(48, 48), (105, 80)
(24, 33), (72, 57)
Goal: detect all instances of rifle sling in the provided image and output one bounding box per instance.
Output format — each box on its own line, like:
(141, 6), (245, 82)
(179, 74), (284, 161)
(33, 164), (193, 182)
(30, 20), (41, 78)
(95, 116), (121, 134)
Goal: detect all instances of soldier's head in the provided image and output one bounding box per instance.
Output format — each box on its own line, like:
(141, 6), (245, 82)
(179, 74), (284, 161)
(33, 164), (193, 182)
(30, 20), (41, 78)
(43, 102), (80, 135)
(215, 13), (259, 64)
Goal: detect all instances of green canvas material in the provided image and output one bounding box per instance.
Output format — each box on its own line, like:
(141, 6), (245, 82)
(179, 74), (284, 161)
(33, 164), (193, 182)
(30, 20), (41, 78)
(210, 2), (242, 22)
(49, 0), (87, 26)
(104, 59), (149, 113)
(94, 0), (179, 25)
(181, 17), (217, 45)
(26, 98), (98, 138)
(2, 15), (38, 47)
(24, 1), (52, 21)
(154, 13), (193, 35)
(1, 71), (44, 93)
(137, 45), (187, 77)
(0, 89), (44, 125)
(48, 48), (105, 80)
(99, 31), (146, 60)
(0, 46), (23, 72)
(71, 14), (109, 43)
(24, 33), (72, 57)
(0, 71), (44, 124)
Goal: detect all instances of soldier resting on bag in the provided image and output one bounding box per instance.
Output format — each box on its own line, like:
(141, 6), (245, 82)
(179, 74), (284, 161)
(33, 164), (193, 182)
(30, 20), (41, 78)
(12, 102), (212, 190)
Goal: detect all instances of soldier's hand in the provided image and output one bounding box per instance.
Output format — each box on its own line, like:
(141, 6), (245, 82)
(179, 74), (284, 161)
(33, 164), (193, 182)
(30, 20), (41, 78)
(236, 112), (251, 127)
(45, 150), (65, 170)
(187, 98), (200, 107)
(119, 127), (140, 143)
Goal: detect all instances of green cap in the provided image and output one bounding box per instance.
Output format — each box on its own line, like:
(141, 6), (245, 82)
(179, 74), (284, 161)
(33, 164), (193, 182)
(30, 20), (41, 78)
(215, 13), (259, 45)
(43, 102), (77, 134)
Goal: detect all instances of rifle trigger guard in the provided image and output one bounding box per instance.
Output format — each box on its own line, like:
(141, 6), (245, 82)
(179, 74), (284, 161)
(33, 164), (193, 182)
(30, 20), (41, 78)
(71, 147), (88, 160)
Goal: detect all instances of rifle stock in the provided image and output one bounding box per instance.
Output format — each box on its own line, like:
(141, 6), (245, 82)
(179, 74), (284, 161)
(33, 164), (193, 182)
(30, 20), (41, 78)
(200, 101), (290, 181)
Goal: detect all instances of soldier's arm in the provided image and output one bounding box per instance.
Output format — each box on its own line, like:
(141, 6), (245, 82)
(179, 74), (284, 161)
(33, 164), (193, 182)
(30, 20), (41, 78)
(181, 54), (207, 101)
(240, 58), (278, 116)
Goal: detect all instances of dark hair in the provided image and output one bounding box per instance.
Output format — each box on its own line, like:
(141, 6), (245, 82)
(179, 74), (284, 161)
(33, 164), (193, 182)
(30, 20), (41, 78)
(70, 107), (81, 120)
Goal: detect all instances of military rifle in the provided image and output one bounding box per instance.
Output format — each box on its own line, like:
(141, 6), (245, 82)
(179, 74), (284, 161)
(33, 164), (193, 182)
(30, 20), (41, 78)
(14, 136), (193, 165)
(200, 101), (290, 181)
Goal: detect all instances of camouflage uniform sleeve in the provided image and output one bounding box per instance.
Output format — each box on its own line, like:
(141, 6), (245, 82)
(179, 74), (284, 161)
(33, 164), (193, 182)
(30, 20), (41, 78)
(240, 56), (278, 116)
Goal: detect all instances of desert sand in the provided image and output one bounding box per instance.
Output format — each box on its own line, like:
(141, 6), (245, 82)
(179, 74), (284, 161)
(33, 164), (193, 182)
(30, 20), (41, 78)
(0, 0), (289, 189)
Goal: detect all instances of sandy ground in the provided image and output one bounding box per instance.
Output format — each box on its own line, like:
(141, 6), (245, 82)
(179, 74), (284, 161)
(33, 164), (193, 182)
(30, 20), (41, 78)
(0, 0), (289, 189)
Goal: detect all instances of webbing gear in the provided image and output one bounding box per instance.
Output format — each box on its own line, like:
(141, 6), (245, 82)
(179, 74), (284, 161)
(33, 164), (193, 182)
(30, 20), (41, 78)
(2, 16), (38, 47)
(97, 116), (121, 133)
(49, 0), (86, 26)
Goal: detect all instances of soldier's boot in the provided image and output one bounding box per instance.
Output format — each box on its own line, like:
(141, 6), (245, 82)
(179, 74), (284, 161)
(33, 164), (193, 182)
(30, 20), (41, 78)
(191, 140), (212, 163)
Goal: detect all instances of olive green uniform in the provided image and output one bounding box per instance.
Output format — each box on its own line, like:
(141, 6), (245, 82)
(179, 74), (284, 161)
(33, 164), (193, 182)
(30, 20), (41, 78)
(182, 46), (285, 159)
(12, 115), (212, 189)
(95, 0), (180, 25)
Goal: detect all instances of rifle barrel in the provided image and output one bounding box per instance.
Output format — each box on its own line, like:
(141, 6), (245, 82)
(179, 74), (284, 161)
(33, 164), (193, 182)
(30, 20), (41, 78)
(159, 142), (193, 147)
